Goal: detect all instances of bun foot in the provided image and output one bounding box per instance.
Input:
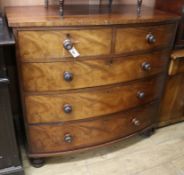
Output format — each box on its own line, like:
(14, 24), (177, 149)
(141, 127), (155, 138)
(30, 158), (45, 168)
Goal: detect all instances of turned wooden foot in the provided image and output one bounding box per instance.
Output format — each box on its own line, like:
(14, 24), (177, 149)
(141, 127), (155, 138)
(30, 158), (45, 168)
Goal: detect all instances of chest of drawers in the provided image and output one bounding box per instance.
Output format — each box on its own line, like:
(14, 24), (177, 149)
(6, 5), (179, 167)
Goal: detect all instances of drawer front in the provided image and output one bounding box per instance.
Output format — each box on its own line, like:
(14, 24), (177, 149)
(115, 24), (176, 54)
(25, 76), (163, 124)
(18, 29), (112, 61)
(22, 52), (167, 92)
(28, 103), (157, 154)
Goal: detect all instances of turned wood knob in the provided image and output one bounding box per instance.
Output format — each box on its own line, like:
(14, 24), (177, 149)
(146, 33), (156, 44)
(63, 39), (73, 50)
(142, 62), (151, 71)
(132, 118), (141, 126)
(64, 72), (73, 82)
(137, 91), (145, 99)
(64, 134), (73, 143)
(63, 104), (72, 113)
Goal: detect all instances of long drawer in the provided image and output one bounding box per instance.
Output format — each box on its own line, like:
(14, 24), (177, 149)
(28, 102), (157, 154)
(25, 76), (163, 124)
(18, 28), (112, 62)
(21, 52), (167, 92)
(115, 24), (175, 54)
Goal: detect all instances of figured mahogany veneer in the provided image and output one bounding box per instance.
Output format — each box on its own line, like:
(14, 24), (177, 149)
(28, 103), (157, 155)
(18, 29), (112, 61)
(115, 24), (176, 54)
(25, 76), (163, 124)
(5, 5), (179, 27)
(17, 24), (175, 61)
(5, 5), (179, 162)
(22, 51), (167, 92)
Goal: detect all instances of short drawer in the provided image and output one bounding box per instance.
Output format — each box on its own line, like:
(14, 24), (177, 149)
(28, 103), (157, 154)
(22, 51), (167, 92)
(115, 24), (176, 54)
(18, 28), (112, 62)
(25, 76), (163, 124)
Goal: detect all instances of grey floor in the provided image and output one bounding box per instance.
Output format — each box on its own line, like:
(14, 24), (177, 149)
(22, 122), (184, 175)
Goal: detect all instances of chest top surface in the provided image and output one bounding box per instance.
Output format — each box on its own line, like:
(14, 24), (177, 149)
(5, 5), (179, 28)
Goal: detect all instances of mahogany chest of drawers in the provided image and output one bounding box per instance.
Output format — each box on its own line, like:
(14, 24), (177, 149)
(5, 5), (179, 167)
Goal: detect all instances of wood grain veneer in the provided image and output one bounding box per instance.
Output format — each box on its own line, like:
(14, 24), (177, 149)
(25, 76), (163, 124)
(115, 24), (176, 54)
(5, 5), (179, 27)
(21, 51), (167, 92)
(28, 102), (158, 154)
(18, 29), (112, 61)
(5, 5), (179, 162)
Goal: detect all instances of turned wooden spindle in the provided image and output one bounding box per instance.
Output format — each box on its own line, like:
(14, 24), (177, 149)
(59, 0), (65, 16)
(137, 0), (143, 16)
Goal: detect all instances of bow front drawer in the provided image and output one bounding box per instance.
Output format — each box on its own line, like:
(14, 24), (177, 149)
(28, 103), (157, 154)
(115, 24), (176, 54)
(18, 28), (112, 62)
(21, 51), (167, 92)
(25, 76), (163, 124)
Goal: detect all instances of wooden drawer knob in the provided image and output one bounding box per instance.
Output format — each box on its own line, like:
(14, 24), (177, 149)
(132, 118), (141, 126)
(64, 72), (73, 82)
(63, 104), (72, 113)
(142, 62), (151, 71)
(146, 33), (156, 44)
(64, 134), (73, 143)
(63, 39), (73, 51)
(137, 91), (145, 99)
